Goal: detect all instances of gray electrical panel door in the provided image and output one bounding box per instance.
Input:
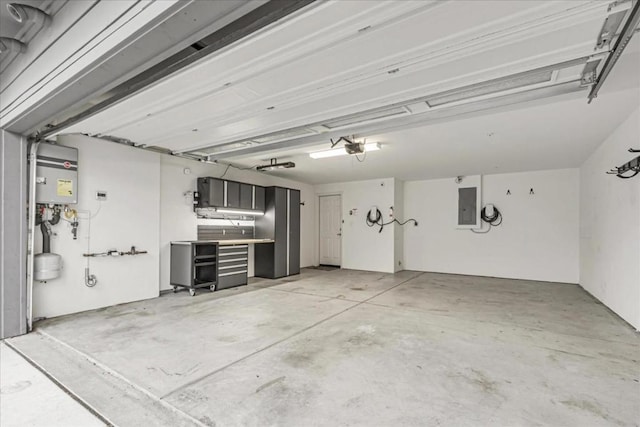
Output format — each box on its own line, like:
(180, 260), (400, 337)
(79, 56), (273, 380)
(458, 187), (477, 226)
(36, 143), (78, 204)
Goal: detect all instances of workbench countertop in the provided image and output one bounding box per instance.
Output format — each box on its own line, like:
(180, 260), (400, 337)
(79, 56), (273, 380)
(171, 239), (274, 245)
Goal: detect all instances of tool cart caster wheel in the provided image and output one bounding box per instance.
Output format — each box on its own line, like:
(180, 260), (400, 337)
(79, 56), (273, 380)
(172, 286), (178, 293)
(210, 285), (216, 291)
(189, 289), (196, 297)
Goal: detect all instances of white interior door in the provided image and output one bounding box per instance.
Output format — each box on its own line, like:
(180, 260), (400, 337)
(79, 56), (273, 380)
(319, 195), (342, 266)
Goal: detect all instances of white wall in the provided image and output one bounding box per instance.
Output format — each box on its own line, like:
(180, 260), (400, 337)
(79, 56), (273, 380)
(580, 108), (640, 330)
(393, 178), (404, 272)
(404, 169), (580, 283)
(315, 178), (397, 273)
(33, 135), (316, 317)
(34, 135), (161, 319)
(159, 155), (316, 291)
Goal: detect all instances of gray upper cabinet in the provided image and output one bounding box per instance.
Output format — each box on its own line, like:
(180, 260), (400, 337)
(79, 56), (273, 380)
(254, 185), (265, 211)
(197, 177), (224, 208)
(240, 183), (252, 210)
(196, 178), (265, 213)
(226, 181), (240, 208)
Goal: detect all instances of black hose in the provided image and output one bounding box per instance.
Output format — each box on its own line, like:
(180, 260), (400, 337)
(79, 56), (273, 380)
(480, 206), (502, 226)
(41, 222), (51, 253)
(50, 208), (61, 225)
(471, 205), (503, 234)
(366, 208), (384, 232)
(366, 208), (418, 233)
(39, 207), (60, 253)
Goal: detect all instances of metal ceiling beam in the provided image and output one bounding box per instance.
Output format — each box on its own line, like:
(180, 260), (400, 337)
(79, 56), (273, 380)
(588, 0), (640, 103)
(37, 0), (315, 138)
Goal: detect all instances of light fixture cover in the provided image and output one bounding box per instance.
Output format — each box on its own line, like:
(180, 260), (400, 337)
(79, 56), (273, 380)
(310, 142), (381, 159)
(256, 160), (295, 171)
(215, 208), (265, 216)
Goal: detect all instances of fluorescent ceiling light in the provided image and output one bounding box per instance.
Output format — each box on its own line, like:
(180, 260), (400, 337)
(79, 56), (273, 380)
(310, 142), (381, 159)
(215, 208), (264, 216)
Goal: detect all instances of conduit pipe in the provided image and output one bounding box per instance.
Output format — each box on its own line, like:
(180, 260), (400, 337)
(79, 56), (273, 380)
(26, 140), (40, 332)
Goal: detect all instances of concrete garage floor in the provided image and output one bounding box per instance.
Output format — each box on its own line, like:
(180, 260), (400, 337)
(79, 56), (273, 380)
(0, 342), (105, 427)
(5, 268), (639, 426)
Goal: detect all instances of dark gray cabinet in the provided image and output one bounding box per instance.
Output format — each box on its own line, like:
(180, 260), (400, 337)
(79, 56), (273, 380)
(196, 177), (224, 208)
(254, 187), (300, 279)
(217, 244), (249, 289)
(240, 183), (252, 210)
(170, 241), (218, 296)
(196, 178), (266, 213)
(226, 181), (240, 208)
(289, 189), (300, 275)
(254, 185), (265, 211)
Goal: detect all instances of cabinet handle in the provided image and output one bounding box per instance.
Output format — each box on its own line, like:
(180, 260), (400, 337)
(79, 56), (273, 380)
(219, 251), (247, 257)
(219, 270), (247, 277)
(219, 264), (248, 270)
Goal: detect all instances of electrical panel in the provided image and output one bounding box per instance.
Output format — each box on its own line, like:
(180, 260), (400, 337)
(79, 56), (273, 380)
(36, 143), (78, 204)
(458, 187), (477, 226)
(456, 175), (482, 229)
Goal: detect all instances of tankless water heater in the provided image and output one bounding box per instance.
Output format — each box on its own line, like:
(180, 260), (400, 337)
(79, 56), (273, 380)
(36, 143), (78, 204)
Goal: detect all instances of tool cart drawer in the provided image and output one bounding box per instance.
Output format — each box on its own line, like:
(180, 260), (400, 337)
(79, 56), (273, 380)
(216, 244), (248, 289)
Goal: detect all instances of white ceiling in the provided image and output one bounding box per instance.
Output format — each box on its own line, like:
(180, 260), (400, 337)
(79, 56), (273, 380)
(55, 0), (640, 184)
(235, 85), (639, 183)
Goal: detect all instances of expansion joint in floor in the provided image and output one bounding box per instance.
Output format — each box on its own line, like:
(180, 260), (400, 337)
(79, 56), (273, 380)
(28, 329), (209, 427)
(3, 340), (114, 427)
(160, 272), (424, 399)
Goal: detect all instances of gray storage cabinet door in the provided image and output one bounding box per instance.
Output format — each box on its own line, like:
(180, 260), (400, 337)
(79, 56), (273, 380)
(197, 177), (224, 208)
(239, 183), (252, 209)
(288, 189), (300, 275)
(254, 187), (288, 278)
(254, 185), (265, 212)
(226, 181), (240, 208)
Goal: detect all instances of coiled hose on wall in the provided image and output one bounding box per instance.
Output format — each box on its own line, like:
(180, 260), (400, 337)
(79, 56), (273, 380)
(471, 205), (503, 234)
(366, 207), (418, 233)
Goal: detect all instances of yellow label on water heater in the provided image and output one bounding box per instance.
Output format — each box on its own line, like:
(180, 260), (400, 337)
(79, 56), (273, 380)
(57, 179), (73, 197)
